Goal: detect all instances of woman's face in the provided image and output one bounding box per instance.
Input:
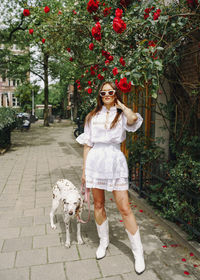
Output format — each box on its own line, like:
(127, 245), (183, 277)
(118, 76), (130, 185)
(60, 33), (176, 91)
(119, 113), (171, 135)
(100, 83), (116, 106)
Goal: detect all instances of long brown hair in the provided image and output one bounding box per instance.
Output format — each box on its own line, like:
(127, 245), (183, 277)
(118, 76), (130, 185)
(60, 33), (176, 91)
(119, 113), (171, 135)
(85, 81), (124, 129)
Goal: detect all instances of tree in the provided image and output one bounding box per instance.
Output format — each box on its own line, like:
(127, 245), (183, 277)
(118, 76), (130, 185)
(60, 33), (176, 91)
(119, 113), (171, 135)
(14, 81), (40, 112)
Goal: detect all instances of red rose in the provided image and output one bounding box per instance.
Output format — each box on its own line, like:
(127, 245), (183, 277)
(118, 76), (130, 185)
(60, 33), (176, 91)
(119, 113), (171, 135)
(108, 55), (114, 61)
(102, 50), (107, 56)
(118, 77), (131, 93)
(67, 48), (71, 52)
(69, 57), (73, 62)
(153, 9), (161, 20)
(44, 6), (50, 13)
(88, 81), (92, 86)
(105, 51), (110, 59)
(85, 70), (89, 73)
(115, 79), (119, 88)
(91, 70), (96, 76)
(103, 7), (111, 17)
(148, 41), (156, 47)
(113, 17), (126, 34)
(87, 0), (99, 13)
(144, 8), (151, 13)
(144, 14), (149, 19)
(76, 79), (80, 84)
(77, 85), (81, 89)
(29, 29), (34, 35)
(23, 9), (30, 16)
(97, 74), (104, 80)
(92, 22), (101, 41)
(112, 67), (118, 76)
(119, 57), (126, 66)
(105, 60), (110, 65)
(115, 8), (123, 18)
(102, 67), (107, 72)
(89, 43), (94, 50)
(42, 38), (46, 43)
(73, 10), (77, 15)
(88, 88), (92, 94)
(95, 21), (101, 32)
(58, 11), (62, 15)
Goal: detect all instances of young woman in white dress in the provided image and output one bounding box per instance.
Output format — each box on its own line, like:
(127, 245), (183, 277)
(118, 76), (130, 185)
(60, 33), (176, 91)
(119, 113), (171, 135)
(76, 81), (145, 275)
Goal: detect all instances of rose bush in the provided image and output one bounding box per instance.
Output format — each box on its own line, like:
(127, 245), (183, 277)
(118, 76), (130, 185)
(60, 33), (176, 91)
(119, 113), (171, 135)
(6, 0), (200, 101)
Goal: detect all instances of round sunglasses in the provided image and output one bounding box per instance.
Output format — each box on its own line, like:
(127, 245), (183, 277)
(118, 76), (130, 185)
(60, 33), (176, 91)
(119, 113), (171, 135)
(99, 90), (116, 97)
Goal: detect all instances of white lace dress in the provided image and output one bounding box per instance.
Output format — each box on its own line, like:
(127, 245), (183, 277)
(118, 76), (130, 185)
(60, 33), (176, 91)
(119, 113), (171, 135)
(76, 105), (143, 192)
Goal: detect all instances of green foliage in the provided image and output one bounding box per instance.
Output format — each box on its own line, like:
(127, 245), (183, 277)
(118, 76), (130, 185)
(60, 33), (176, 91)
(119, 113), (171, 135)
(77, 95), (97, 122)
(147, 153), (200, 241)
(0, 107), (16, 130)
(0, 107), (16, 149)
(1, 0), (199, 100)
(127, 132), (165, 167)
(14, 82), (40, 112)
(35, 83), (67, 116)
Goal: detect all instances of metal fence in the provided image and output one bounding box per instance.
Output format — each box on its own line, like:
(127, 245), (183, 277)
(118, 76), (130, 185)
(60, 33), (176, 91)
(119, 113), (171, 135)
(129, 161), (200, 241)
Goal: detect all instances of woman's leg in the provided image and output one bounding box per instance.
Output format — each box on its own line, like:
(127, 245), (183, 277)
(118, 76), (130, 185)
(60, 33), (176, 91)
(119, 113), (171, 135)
(112, 190), (138, 234)
(92, 188), (109, 259)
(113, 190), (145, 274)
(92, 188), (107, 225)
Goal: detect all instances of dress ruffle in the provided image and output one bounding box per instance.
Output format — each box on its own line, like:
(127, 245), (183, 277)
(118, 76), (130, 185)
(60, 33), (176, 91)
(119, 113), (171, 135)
(86, 176), (128, 192)
(76, 132), (93, 147)
(123, 113), (143, 132)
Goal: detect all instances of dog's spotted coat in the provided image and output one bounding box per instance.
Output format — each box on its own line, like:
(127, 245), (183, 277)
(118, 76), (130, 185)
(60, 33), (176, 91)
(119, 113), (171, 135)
(50, 179), (84, 248)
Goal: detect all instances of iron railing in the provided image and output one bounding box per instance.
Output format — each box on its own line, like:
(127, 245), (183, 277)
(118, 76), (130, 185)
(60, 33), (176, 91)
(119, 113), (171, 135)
(130, 162), (200, 240)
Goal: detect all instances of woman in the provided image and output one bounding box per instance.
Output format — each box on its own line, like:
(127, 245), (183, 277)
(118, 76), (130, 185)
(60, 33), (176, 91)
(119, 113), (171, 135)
(76, 81), (145, 275)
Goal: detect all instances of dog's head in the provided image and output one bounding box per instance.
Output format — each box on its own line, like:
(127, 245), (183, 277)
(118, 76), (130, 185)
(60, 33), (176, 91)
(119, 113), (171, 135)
(62, 191), (83, 216)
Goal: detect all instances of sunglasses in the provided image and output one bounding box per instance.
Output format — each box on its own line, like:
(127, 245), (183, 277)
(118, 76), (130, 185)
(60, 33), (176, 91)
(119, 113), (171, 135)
(99, 90), (116, 97)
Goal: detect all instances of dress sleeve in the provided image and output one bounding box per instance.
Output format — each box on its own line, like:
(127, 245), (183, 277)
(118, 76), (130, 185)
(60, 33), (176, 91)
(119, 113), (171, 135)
(76, 121), (94, 147)
(122, 112), (143, 132)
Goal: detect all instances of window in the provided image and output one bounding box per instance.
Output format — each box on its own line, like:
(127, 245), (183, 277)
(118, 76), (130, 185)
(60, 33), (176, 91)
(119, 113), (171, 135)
(8, 80), (11, 86)
(13, 79), (16, 86)
(12, 96), (19, 107)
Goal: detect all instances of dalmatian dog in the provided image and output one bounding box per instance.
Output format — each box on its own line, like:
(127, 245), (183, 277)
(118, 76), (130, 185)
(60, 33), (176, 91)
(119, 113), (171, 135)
(50, 179), (84, 248)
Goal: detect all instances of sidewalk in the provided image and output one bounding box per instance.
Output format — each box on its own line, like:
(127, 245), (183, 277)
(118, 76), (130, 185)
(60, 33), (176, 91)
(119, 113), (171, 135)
(0, 120), (199, 280)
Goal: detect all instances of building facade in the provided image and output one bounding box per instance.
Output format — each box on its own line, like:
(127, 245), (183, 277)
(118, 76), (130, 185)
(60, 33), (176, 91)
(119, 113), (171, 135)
(0, 44), (29, 109)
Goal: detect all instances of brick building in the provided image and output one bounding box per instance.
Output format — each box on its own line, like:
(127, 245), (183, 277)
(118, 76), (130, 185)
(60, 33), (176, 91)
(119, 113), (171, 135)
(0, 44), (30, 108)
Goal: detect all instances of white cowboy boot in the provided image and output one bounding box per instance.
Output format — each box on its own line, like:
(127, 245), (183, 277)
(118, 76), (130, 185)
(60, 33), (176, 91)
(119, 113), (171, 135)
(126, 227), (145, 274)
(96, 218), (109, 260)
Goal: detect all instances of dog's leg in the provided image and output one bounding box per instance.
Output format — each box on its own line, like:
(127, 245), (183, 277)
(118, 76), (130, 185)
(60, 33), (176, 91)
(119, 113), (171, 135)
(65, 217), (71, 248)
(77, 221), (84, 245)
(50, 198), (60, 230)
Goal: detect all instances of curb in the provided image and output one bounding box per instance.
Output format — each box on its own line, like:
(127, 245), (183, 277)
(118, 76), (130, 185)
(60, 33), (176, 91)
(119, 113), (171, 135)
(128, 188), (200, 260)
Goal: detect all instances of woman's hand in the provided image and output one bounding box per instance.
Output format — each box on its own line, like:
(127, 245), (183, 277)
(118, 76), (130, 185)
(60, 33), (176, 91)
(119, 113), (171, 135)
(115, 99), (126, 111)
(81, 170), (86, 185)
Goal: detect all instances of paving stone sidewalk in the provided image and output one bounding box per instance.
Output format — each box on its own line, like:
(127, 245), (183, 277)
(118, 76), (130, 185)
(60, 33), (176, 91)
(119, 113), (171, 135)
(0, 120), (199, 280)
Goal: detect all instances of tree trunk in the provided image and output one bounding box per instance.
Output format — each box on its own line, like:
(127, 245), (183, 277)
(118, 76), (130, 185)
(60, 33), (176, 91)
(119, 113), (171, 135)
(43, 52), (49, 126)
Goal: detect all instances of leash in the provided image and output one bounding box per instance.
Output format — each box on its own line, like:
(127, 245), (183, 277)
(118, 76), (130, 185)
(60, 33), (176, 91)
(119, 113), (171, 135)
(77, 183), (90, 224)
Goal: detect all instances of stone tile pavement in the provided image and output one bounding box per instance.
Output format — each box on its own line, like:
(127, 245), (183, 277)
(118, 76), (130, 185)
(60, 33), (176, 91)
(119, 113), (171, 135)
(0, 120), (199, 280)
